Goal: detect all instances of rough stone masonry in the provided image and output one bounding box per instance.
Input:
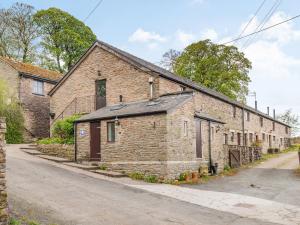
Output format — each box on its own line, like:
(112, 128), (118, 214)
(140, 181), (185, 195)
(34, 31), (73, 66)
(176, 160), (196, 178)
(0, 118), (8, 224)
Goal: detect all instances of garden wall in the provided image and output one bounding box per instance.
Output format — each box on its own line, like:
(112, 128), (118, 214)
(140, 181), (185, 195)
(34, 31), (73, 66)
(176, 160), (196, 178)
(37, 144), (75, 161)
(0, 118), (8, 224)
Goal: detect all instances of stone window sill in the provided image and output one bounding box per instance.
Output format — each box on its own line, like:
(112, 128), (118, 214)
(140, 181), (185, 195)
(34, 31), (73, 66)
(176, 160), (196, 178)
(32, 93), (45, 97)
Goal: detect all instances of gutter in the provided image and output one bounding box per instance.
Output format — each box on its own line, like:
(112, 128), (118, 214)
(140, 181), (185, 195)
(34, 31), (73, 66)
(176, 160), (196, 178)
(242, 107), (245, 146)
(75, 110), (167, 123)
(19, 72), (59, 84)
(208, 121), (212, 172)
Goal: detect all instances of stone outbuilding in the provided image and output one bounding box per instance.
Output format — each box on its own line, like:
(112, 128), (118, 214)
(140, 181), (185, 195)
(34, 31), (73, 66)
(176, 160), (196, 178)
(0, 57), (62, 141)
(75, 92), (226, 178)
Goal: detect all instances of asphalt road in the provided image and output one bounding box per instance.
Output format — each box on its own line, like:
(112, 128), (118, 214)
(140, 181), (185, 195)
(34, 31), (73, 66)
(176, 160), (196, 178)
(184, 151), (300, 206)
(6, 144), (298, 225)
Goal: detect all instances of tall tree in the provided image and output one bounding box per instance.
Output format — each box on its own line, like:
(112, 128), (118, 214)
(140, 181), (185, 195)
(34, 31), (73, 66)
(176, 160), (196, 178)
(0, 3), (38, 62)
(277, 109), (299, 137)
(170, 39), (252, 102)
(34, 8), (97, 73)
(160, 49), (181, 72)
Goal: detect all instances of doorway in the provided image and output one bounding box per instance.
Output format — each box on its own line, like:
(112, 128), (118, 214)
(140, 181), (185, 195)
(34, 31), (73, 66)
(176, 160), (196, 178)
(90, 121), (101, 161)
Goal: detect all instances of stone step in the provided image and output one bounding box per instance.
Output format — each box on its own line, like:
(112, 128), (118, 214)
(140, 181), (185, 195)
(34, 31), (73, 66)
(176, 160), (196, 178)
(20, 147), (38, 150)
(28, 144), (37, 147)
(91, 170), (127, 178)
(38, 155), (72, 163)
(21, 149), (44, 155)
(63, 162), (99, 171)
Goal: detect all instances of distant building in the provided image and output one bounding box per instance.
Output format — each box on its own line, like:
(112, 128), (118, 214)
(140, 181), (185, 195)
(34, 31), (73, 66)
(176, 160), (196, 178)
(0, 57), (62, 141)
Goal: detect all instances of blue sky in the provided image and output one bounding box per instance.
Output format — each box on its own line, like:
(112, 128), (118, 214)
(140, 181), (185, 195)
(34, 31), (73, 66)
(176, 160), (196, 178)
(2, 0), (300, 120)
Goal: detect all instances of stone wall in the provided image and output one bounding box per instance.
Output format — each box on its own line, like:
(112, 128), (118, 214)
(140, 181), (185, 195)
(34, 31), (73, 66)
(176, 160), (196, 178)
(20, 76), (55, 140)
(50, 45), (159, 127)
(0, 118), (8, 224)
(0, 61), (19, 99)
(37, 144), (74, 161)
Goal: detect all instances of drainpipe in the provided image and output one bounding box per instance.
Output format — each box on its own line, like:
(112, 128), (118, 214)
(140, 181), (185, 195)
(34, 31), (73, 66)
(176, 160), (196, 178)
(208, 121), (212, 172)
(74, 122), (77, 162)
(242, 107), (245, 146)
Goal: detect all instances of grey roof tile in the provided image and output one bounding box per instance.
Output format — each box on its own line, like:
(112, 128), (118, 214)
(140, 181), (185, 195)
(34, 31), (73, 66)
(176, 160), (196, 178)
(76, 92), (193, 122)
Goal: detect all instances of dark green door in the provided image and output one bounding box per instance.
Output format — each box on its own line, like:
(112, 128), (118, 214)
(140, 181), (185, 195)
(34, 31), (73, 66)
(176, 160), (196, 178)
(95, 80), (106, 109)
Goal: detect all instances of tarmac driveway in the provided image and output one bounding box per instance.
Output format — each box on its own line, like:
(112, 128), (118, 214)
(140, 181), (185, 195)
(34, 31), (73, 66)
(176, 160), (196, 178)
(184, 151), (300, 206)
(6, 144), (300, 225)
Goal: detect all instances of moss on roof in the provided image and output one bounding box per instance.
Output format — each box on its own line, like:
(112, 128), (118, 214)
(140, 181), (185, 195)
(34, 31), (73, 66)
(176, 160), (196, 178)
(0, 57), (62, 81)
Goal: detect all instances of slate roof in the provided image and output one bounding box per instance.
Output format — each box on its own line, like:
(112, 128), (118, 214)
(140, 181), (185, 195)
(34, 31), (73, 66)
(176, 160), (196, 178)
(50, 40), (289, 127)
(195, 111), (225, 124)
(0, 57), (62, 82)
(76, 92), (193, 122)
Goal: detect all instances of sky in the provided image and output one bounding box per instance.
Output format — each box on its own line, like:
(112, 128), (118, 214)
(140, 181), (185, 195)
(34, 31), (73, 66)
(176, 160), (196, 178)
(1, 0), (300, 119)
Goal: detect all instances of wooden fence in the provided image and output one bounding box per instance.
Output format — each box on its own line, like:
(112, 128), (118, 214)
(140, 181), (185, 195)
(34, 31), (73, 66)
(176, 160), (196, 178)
(224, 145), (262, 168)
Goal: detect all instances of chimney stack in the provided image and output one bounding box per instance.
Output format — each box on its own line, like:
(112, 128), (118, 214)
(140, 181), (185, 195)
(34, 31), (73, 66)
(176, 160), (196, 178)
(267, 107), (270, 115)
(255, 100), (258, 111)
(273, 109), (276, 119)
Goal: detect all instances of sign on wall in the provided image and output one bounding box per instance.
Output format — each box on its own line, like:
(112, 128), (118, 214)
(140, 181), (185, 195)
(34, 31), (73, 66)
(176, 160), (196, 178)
(79, 129), (87, 137)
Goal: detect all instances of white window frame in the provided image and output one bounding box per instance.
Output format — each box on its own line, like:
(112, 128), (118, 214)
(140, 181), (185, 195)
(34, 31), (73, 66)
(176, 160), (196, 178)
(32, 80), (44, 95)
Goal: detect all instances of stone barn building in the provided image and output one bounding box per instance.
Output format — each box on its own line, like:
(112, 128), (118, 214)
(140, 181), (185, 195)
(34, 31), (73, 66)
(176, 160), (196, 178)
(0, 57), (62, 141)
(48, 40), (291, 178)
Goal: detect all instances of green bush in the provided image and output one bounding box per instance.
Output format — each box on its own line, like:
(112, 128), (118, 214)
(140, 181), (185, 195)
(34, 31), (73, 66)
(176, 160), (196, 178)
(37, 137), (64, 145)
(223, 165), (231, 171)
(38, 114), (81, 145)
(179, 172), (188, 181)
(99, 165), (107, 170)
(144, 175), (158, 183)
(0, 79), (24, 144)
(52, 114), (81, 140)
(9, 218), (21, 225)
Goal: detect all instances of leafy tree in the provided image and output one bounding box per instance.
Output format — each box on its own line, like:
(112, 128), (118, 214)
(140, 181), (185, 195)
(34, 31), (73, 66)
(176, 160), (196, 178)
(0, 3), (38, 62)
(277, 109), (299, 137)
(160, 49), (181, 72)
(171, 39), (252, 102)
(34, 8), (97, 73)
(0, 79), (24, 143)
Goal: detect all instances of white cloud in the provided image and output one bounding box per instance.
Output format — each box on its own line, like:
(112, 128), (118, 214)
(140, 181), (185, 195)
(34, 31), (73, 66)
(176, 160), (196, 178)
(201, 28), (218, 41)
(129, 28), (166, 43)
(176, 30), (196, 47)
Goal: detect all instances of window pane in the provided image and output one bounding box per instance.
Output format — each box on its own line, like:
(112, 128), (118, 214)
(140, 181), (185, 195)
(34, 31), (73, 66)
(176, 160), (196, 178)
(32, 80), (44, 95)
(107, 122), (115, 142)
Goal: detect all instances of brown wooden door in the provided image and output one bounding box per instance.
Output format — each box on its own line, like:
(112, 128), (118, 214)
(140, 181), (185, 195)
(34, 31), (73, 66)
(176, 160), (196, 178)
(195, 119), (202, 158)
(95, 80), (106, 110)
(90, 121), (101, 160)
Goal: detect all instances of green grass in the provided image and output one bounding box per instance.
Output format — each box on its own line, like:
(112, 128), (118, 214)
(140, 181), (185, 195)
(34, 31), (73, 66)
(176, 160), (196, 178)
(99, 165), (107, 170)
(9, 217), (45, 225)
(128, 172), (145, 180)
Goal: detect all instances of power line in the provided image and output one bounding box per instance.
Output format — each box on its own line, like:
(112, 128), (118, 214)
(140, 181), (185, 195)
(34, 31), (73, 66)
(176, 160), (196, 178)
(221, 13), (300, 45)
(234, 0), (267, 42)
(84, 0), (104, 22)
(242, 0), (281, 48)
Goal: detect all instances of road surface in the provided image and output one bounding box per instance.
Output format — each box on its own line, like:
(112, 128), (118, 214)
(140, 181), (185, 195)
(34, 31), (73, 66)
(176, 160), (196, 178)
(6, 145), (300, 225)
